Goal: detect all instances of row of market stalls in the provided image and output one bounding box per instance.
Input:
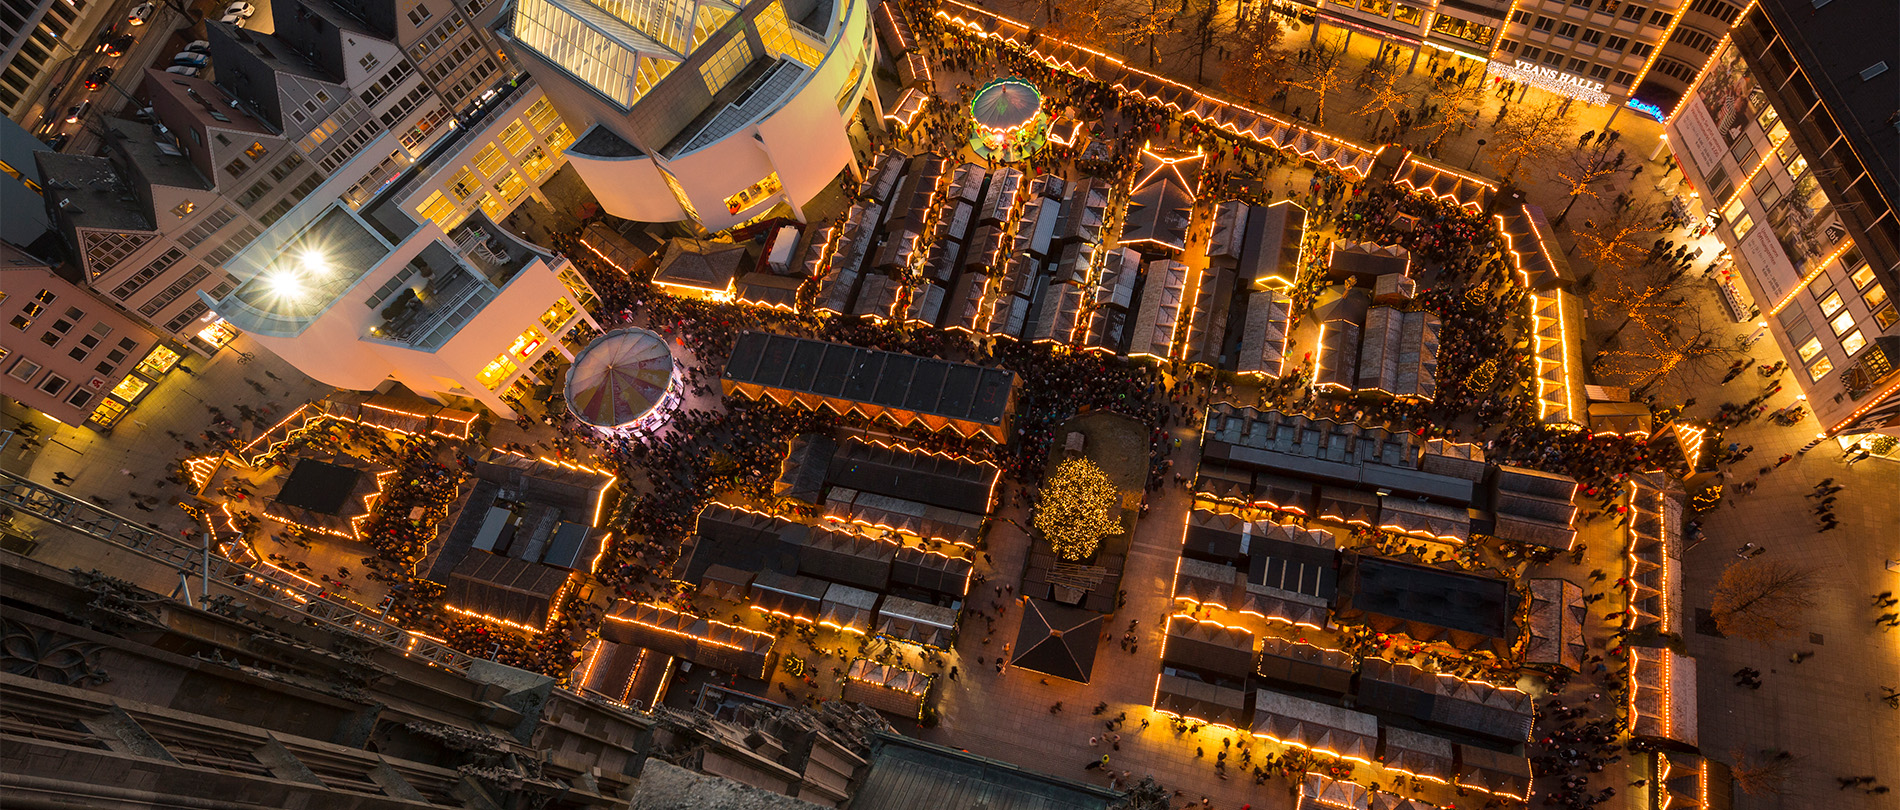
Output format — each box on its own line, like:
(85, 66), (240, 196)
(1390, 155), (1498, 213)
(1194, 405), (1582, 551)
(774, 434), (1000, 550)
(1148, 613), (1534, 799)
(230, 387), (483, 468)
(930, 0), (1379, 178)
(722, 331), (1017, 443)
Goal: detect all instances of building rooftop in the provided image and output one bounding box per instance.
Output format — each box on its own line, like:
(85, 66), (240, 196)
(33, 152), (154, 234)
(104, 118), (211, 194)
(220, 205), (392, 332)
(1758, 0), (1899, 205)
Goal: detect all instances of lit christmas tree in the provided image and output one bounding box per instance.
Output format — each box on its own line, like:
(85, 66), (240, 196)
(1034, 457), (1121, 561)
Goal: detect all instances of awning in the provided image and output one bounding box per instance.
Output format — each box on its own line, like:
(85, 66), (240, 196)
(1381, 726), (1455, 783)
(1184, 509), (1247, 564)
(750, 570), (828, 623)
(1255, 637), (1354, 694)
(890, 544), (974, 597)
(1455, 744), (1532, 800)
(845, 658), (930, 719)
(1250, 690), (1379, 763)
(876, 595), (958, 649)
(1162, 615), (1256, 679)
(1011, 598), (1105, 683)
(819, 582), (879, 635)
(1173, 558), (1242, 609)
(1624, 475), (1683, 636)
(1301, 773), (1370, 810)
(1629, 646), (1697, 747)
(1239, 588), (1329, 629)
(1249, 472), (1315, 515)
(700, 564), (754, 603)
(1317, 487), (1380, 525)
(1377, 496), (1471, 543)
(1152, 673), (1249, 730)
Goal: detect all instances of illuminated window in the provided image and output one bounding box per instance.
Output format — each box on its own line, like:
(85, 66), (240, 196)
(172, 201), (196, 218)
(449, 167), (480, 200)
(509, 326), (547, 360)
(540, 297), (576, 330)
(526, 97), (560, 131)
(477, 352), (517, 389)
(416, 191), (463, 230)
(474, 144), (507, 177)
(1875, 304), (1898, 329)
(724, 173), (782, 215)
(699, 34), (753, 95)
(755, 1), (823, 67)
(110, 375), (151, 402)
(1850, 265), (1876, 289)
(693, 1), (735, 49)
(500, 121), (534, 154)
(89, 397), (127, 427)
(1392, 3), (1422, 24)
(1864, 283), (1889, 311)
(1819, 291), (1844, 316)
(1729, 211), (1754, 240)
(478, 193), (505, 221)
(133, 345), (180, 377)
(1797, 337), (1823, 362)
(245, 141), (269, 159)
(546, 123), (576, 153)
(520, 146), (553, 180)
(494, 169), (527, 203)
(1828, 310), (1855, 335)
(1841, 330), (1866, 356)
(1807, 355), (1833, 381)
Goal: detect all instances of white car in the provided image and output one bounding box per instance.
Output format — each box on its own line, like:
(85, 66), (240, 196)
(223, 2), (256, 17)
(128, 3), (155, 25)
(219, 12), (248, 26)
(164, 65), (201, 76)
(184, 40), (211, 52)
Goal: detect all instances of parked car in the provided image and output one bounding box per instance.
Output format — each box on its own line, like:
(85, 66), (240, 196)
(128, 2), (155, 25)
(223, 2), (255, 17)
(65, 100), (91, 123)
(164, 65), (200, 76)
(184, 40), (211, 53)
(82, 66), (115, 91)
(103, 33), (134, 57)
(219, 12), (247, 26)
(44, 133), (70, 151)
(172, 52), (209, 67)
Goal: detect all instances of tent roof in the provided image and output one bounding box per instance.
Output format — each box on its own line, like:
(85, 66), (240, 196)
(1011, 598), (1105, 683)
(565, 327), (675, 428)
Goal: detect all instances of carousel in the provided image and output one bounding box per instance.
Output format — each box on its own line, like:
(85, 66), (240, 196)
(968, 77), (1048, 162)
(563, 327), (682, 434)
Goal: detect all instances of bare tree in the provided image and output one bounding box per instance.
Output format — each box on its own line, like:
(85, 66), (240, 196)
(1219, 13), (1287, 106)
(1044, 0), (1112, 50)
(1351, 63), (1411, 139)
(1105, 0), (1176, 68)
(1710, 559), (1820, 643)
(1553, 139), (1623, 225)
(1177, 0), (1229, 85)
(1598, 302), (1747, 394)
(1729, 749), (1797, 796)
(1487, 99), (1574, 183)
(1575, 198), (1667, 280)
(1288, 36), (1348, 126)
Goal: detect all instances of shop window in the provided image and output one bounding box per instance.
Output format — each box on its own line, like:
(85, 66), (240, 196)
(110, 375), (151, 401)
(1863, 284), (1888, 311)
(540, 297), (576, 331)
(134, 345), (180, 377)
(1874, 304), (1898, 329)
(90, 397), (127, 427)
(1796, 337), (1823, 362)
(1841, 330), (1866, 356)
(1829, 311), (1855, 335)
(724, 173), (783, 216)
(1806, 355), (1833, 381)
(1850, 265), (1876, 289)
(477, 352), (517, 390)
(1818, 291), (1844, 316)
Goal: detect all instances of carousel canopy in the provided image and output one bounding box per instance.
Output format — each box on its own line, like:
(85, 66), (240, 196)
(971, 77), (1042, 134)
(565, 327), (675, 429)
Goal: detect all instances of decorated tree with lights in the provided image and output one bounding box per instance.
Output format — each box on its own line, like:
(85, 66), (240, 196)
(1288, 36), (1349, 126)
(1034, 457), (1122, 561)
(1218, 12), (1287, 106)
(1488, 99), (1574, 183)
(1351, 63), (1412, 139)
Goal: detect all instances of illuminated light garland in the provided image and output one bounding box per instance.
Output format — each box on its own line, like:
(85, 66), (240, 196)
(605, 602), (774, 651)
(184, 455), (223, 492)
(444, 603), (545, 634)
(1826, 377), (1900, 436)
(1765, 240), (1856, 317)
(1626, 6), (1690, 94)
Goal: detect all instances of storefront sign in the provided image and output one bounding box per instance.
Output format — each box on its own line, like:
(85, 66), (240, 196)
(1626, 98), (1667, 122)
(1487, 60), (1611, 105)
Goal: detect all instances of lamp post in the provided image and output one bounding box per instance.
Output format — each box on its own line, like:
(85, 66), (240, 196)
(1467, 138), (1487, 171)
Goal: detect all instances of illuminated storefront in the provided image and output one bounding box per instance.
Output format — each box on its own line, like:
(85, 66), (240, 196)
(1484, 59), (1612, 106)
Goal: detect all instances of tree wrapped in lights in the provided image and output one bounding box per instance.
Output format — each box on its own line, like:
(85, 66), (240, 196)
(1035, 457), (1121, 561)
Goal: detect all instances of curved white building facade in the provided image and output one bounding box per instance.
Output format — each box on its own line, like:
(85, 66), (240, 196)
(499, 0), (875, 231)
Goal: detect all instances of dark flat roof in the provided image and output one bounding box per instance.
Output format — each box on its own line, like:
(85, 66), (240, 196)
(724, 332), (1014, 426)
(1343, 556), (1512, 639)
(275, 458), (364, 515)
(853, 732), (1121, 810)
(1757, 0), (1898, 204)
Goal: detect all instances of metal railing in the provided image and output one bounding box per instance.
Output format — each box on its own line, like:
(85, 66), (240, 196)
(0, 470), (477, 673)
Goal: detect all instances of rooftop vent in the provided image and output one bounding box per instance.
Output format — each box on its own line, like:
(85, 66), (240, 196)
(1862, 61), (1889, 81)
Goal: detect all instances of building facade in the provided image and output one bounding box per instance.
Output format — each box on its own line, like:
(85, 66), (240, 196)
(1662, 0), (1900, 438)
(0, 0), (119, 121)
(1, 243), (183, 430)
(495, 0), (877, 232)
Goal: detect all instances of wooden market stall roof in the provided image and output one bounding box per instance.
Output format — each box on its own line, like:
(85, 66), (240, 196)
(723, 332), (1017, 441)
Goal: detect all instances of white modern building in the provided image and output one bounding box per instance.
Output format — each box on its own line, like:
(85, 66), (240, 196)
(495, 0), (876, 232)
(204, 133), (600, 417)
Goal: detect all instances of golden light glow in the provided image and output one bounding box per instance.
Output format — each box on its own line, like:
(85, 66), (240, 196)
(1626, 8), (1689, 93)
(1765, 240), (1856, 317)
(605, 601), (774, 651)
(1827, 378), (1900, 435)
(445, 603), (546, 634)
